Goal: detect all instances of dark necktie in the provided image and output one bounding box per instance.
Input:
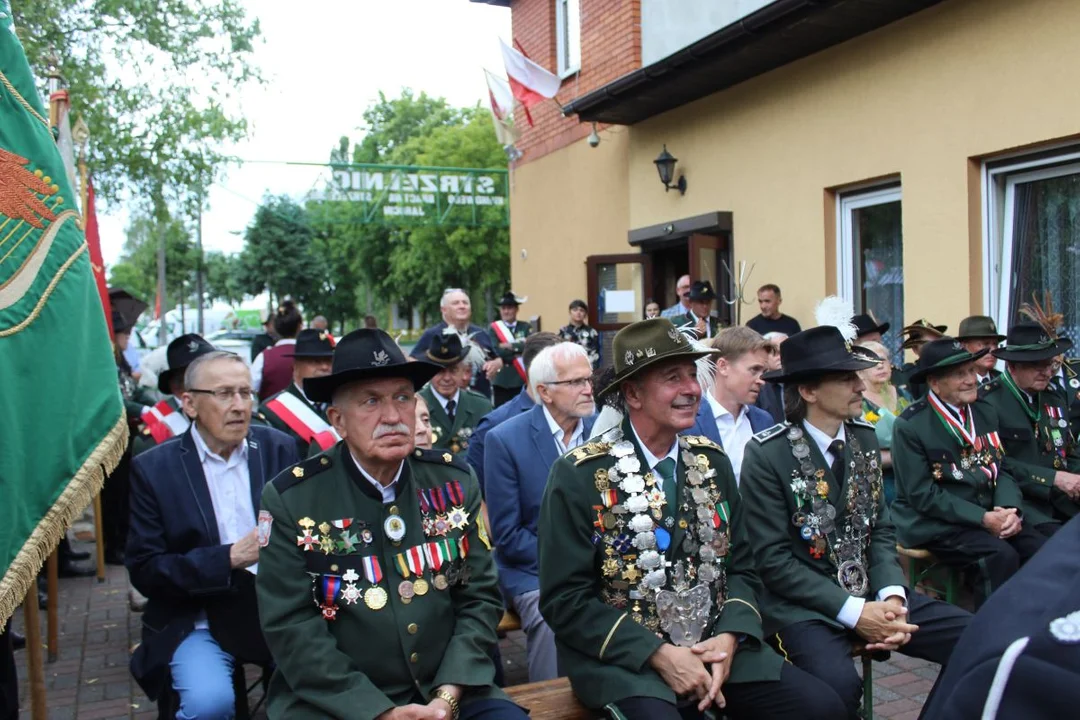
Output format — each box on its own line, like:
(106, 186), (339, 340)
(445, 399), (456, 423)
(828, 439), (846, 485)
(655, 457), (677, 523)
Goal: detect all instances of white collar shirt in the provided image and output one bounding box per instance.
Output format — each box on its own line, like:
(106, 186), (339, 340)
(432, 388), (461, 415)
(351, 451), (404, 504)
(705, 394), (752, 486)
(629, 420), (680, 474)
(542, 405), (585, 455)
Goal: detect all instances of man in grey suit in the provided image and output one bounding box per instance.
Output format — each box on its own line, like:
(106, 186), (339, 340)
(484, 342), (597, 681)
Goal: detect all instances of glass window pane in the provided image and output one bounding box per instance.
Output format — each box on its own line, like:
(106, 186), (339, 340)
(1008, 173), (1080, 345)
(851, 199), (904, 365)
(598, 262), (644, 324)
(567, 0), (581, 71)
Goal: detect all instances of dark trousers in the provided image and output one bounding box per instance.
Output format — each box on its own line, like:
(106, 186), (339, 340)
(924, 524), (1046, 608)
(774, 592), (971, 720)
(493, 386), (518, 409)
(100, 446), (133, 557)
(606, 662), (847, 720)
(0, 621), (16, 720)
(461, 698), (529, 720)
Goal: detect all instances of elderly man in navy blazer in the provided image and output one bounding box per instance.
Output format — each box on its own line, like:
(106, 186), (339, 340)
(127, 350), (297, 717)
(687, 327), (776, 485)
(484, 342), (597, 681)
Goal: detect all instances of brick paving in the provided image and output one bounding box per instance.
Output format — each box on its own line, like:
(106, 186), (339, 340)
(12, 540), (940, 719)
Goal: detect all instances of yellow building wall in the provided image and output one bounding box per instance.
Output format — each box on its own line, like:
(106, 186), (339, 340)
(510, 0), (1080, 332)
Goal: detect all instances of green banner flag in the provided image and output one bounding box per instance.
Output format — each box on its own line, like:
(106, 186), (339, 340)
(0, 3), (126, 623)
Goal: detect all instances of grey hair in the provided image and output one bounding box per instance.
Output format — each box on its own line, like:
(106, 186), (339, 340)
(762, 332), (788, 343)
(183, 350), (248, 390)
(440, 288), (468, 309)
(528, 342), (590, 398)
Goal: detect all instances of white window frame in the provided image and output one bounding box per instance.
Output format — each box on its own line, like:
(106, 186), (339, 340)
(555, 0), (581, 78)
(836, 184), (903, 310)
(981, 146), (1080, 331)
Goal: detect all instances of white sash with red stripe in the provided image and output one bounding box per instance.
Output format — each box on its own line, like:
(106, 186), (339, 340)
(264, 392), (341, 450)
(490, 320), (526, 382)
(141, 399), (190, 444)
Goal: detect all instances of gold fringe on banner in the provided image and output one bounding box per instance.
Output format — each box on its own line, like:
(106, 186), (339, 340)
(0, 411), (127, 626)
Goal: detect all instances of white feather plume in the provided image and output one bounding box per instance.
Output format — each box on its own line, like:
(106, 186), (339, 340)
(815, 296), (858, 344)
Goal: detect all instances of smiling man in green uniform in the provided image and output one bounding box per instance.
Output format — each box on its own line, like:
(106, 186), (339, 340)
(257, 329), (525, 720)
(741, 325), (971, 719)
(420, 333), (493, 460)
(977, 322), (1080, 535)
(538, 318), (846, 720)
(890, 337), (1046, 609)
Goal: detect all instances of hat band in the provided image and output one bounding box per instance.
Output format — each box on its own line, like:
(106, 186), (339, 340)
(933, 351), (972, 366)
(1002, 340), (1058, 352)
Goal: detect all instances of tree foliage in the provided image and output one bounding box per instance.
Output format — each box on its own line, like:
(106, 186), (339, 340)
(11, 0), (262, 210)
(236, 196), (326, 310)
(204, 251), (246, 306)
(107, 212), (197, 308)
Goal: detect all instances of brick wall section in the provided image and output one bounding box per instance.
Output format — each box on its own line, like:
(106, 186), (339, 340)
(510, 0), (641, 164)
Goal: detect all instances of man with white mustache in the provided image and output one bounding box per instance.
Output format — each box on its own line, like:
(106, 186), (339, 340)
(257, 328), (526, 720)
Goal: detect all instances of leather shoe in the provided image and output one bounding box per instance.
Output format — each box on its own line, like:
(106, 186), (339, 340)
(10, 630), (24, 651)
(58, 559), (95, 578)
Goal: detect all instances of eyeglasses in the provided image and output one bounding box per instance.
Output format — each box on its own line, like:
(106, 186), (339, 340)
(188, 387), (257, 403)
(545, 377), (592, 389)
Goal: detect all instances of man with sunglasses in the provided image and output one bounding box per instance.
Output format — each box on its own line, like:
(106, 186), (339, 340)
(485, 342), (596, 682)
(127, 351), (298, 715)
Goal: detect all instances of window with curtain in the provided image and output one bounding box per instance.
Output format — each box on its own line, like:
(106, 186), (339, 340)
(556, 0), (581, 77)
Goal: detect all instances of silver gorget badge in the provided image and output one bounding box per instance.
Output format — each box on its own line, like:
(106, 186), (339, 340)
(655, 584), (712, 648)
(837, 560), (869, 597)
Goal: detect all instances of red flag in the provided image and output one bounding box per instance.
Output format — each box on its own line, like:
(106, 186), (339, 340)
(83, 179), (114, 338)
(500, 39), (560, 127)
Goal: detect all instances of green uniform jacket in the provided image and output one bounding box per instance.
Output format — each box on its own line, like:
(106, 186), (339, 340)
(257, 445), (506, 719)
(740, 420), (907, 635)
(419, 386), (492, 460)
(890, 399), (1024, 548)
(669, 312), (720, 340)
(489, 321), (531, 390)
(977, 377), (1080, 525)
(258, 384), (332, 459)
(537, 418), (782, 710)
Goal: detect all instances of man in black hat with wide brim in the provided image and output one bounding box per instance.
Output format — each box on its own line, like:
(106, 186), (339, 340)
(977, 322), (1080, 535)
(258, 328), (338, 458)
(956, 315), (1006, 385)
(539, 318), (848, 720)
(851, 313), (890, 343)
(896, 319), (948, 399)
(741, 326), (971, 718)
(420, 333), (494, 460)
(890, 337), (1045, 609)
(489, 291), (532, 408)
(671, 281), (720, 340)
(257, 328), (525, 720)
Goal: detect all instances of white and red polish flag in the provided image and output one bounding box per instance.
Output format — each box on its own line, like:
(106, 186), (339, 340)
(499, 38), (561, 126)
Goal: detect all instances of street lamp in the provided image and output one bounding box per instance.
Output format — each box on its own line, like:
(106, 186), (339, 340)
(653, 145), (687, 195)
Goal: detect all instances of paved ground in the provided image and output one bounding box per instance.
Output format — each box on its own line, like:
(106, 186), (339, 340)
(11, 540), (940, 719)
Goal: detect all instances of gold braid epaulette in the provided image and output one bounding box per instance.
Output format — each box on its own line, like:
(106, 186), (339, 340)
(570, 441), (612, 465)
(682, 435), (726, 455)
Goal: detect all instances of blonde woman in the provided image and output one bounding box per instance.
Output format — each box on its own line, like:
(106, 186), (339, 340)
(856, 339), (913, 504)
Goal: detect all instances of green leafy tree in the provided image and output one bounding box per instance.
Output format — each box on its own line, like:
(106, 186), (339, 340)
(107, 212), (198, 310)
(204, 251), (246, 306)
(237, 195), (326, 310)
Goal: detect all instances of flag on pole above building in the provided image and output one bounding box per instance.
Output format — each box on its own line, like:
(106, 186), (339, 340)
(0, 0), (126, 624)
(499, 38), (560, 126)
(483, 69), (518, 147)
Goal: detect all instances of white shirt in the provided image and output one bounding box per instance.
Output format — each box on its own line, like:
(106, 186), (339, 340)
(629, 420), (680, 474)
(351, 451), (404, 504)
(190, 426), (256, 628)
(541, 405), (585, 455)
(251, 338), (296, 392)
(705, 394), (752, 486)
(432, 388), (461, 415)
(802, 419), (906, 627)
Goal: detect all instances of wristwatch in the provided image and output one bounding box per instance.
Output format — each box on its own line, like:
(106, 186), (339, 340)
(431, 688), (460, 720)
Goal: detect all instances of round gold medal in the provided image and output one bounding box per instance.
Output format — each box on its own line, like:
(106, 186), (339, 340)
(602, 512), (617, 530)
(433, 574), (449, 591)
(399, 580), (415, 600)
(413, 578), (430, 596)
(364, 586), (388, 611)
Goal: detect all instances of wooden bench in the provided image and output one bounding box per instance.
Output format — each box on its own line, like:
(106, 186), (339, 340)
(505, 678), (598, 720)
(896, 545), (960, 604)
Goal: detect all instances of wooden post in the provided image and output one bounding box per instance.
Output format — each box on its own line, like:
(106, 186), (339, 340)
(24, 586), (46, 720)
(93, 494), (106, 583)
(46, 549), (58, 662)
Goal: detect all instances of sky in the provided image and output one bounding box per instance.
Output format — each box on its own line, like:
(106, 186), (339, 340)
(96, 0), (512, 268)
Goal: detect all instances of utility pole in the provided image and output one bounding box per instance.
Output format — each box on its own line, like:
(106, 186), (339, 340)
(196, 186), (205, 335)
(157, 212), (167, 345)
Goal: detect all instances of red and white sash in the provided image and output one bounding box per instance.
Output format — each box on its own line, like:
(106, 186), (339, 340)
(265, 392), (341, 450)
(928, 392), (1001, 483)
(490, 320), (526, 382)
(141, 399), (190, 444)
